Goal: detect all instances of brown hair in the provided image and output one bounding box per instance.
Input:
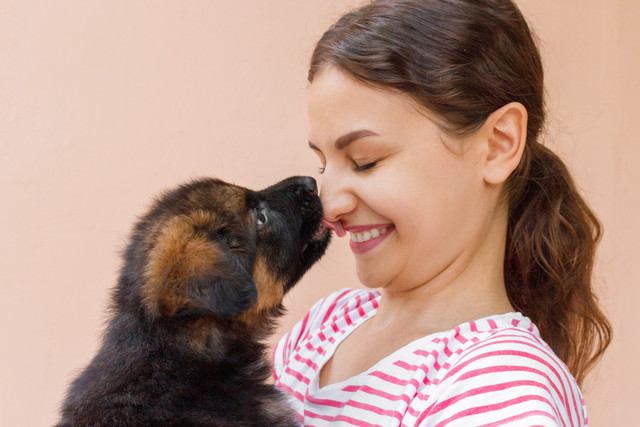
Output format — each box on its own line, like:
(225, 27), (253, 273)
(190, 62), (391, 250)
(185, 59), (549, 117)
(308, 0), (611, 386)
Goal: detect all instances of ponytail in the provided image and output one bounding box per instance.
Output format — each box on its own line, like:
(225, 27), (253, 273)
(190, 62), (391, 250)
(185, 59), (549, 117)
(504, 142), (611, 385)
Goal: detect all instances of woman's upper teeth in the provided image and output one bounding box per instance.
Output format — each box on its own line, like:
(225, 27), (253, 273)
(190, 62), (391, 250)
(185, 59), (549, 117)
(349, 226), (389, 243)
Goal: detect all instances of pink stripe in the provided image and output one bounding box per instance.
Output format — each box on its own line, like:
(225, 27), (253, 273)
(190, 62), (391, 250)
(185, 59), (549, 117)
(275, 381), (305, 403)
(283, 330), (292, 361)
(446, 346), (562, 389)
(301, 310), (319, 344)
(305, 341), (327, 355)
(393, 360), (418, 371)
(345, 310), (353, 325)
(423, 379), (563, 424)
(407, 406), (420, 417)
(366, 291), (379, 308)
(416, 391), (430, 400)
(487, 319), (498, 329)
(444, 345), (453, 357)
(455, 364), (563, 410)
(413, 349), (444, 371)
(342, 384), (412, 404)
(271, 339), (280, 381)
(306, 394), (343, 408)
(369, 370), (419, 389)
(294, 311), (310, 350)
(356, 295), (367, 317)
(370, 370), (408, 386)
(454, 326), (468, 344)
(446, 338), (576, 420)
(470, 321), (478, 332)
(371, 297), (380, 309)
(472, 333), (579, 418)
(433, 394), (557, 427)
(393, 360), (431, 377)
(293, 353), (318, 370)
(344, 399), (403, 421)
(284, 366), (311, 385)
(321, 289), (353, 325)
(453, 333), (541, 368)
(304, 410), (383, 427)
(479, 409), (558, 427)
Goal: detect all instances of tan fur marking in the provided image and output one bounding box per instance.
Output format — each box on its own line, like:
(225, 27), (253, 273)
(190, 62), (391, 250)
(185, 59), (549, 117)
(180, 317), (224, 357)
(238, 256), (284, 325)
(142, 214), (222, 317)
(189, 209), (216, 228)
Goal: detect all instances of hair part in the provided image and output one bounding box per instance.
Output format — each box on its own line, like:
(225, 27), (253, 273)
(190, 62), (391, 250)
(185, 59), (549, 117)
(309, 0), (611, 386)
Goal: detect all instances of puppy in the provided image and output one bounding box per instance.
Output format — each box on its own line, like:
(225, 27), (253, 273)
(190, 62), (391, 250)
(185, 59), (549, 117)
(56, 176), (331, 427)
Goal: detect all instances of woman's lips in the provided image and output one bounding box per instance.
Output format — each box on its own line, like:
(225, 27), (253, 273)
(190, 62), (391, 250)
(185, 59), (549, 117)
(322, 218), (395, 254)
(348, 225), (395, 254)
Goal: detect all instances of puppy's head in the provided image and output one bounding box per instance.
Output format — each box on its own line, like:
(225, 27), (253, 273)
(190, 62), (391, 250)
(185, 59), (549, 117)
(116, 176), (330, 331)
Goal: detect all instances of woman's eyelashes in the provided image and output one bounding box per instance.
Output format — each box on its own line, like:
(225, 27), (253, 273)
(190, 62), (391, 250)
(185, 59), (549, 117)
(355, 161), (378, 172)
(317, 160), (378, 175)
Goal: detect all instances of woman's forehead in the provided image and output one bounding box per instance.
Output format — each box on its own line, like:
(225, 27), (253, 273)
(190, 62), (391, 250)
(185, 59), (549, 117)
(307, 70), (433, 148)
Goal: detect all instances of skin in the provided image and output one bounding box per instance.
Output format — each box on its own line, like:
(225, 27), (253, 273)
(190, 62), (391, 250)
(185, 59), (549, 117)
(307, 65), (529, 386)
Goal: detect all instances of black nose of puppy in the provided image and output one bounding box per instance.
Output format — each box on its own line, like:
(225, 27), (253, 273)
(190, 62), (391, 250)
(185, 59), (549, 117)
(295, 176), (318, 199)
(300, 176), (317, 194)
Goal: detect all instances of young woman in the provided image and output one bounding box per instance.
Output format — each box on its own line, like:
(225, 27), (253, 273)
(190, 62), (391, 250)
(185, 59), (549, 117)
(272, 1), (611, 425)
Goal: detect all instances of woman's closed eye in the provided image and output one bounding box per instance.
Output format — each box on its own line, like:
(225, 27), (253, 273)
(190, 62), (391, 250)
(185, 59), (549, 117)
(317, 160), (378, 175)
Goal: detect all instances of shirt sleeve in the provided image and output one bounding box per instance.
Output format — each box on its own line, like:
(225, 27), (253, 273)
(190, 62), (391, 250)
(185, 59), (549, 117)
(416, 332), (587, 427)
(271, 288), (354, 382)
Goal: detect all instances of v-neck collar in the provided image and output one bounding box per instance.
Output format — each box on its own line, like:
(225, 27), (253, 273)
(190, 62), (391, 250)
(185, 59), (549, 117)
(306, 292), (530, 396)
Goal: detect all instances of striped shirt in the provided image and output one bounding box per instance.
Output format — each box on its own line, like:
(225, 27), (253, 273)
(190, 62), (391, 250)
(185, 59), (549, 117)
(272, 287), (588, 426)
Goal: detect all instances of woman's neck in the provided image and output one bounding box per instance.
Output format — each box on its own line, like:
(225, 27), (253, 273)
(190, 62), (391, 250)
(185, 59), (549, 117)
(369, 207), (515, 336)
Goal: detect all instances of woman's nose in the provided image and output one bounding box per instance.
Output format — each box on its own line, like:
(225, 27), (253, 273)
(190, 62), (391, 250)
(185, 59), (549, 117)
(319, 181), (355, 237)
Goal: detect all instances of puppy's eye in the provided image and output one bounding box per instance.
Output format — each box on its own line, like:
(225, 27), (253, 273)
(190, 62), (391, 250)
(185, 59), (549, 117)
(256, 209), (268, 229)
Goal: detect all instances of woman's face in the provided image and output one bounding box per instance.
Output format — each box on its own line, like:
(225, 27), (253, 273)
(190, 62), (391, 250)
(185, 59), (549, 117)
(307, 66), (494, 291)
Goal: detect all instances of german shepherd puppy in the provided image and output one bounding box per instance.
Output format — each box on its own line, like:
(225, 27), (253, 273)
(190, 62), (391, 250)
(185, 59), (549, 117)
(56, 176), (331, 427)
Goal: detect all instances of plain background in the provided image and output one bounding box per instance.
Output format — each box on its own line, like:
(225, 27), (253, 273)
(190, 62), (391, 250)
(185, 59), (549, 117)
(1, 1), (637, 425)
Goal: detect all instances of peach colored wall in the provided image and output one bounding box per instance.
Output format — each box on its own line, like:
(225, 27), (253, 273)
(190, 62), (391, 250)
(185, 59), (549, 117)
(1, 1), (637, 425)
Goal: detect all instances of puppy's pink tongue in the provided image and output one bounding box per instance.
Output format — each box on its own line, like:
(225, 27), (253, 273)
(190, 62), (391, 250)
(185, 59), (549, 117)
(322, 218), (346, 237)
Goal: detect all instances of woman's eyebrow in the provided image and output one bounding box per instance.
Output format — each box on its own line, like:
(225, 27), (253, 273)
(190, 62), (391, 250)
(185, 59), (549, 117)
(308, 129), (379, 151)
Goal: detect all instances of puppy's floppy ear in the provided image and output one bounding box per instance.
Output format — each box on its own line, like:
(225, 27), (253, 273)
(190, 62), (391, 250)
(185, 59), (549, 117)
(142, 213), (257, 319)
(181, 257), (257, 318)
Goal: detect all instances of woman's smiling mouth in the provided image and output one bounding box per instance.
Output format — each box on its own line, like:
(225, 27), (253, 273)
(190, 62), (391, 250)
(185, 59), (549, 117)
(322, 219), (396, 254)
(348, 224), (395, 254)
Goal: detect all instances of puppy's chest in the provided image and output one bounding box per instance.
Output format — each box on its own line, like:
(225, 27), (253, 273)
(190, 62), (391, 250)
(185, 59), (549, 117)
(163, 380), (296, 426)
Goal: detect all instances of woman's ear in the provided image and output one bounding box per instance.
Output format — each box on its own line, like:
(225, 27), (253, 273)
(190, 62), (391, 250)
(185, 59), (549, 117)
(480, 101), (528, 185)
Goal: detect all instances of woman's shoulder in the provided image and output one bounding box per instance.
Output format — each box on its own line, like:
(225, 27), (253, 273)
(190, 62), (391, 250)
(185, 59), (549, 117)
(416, 312), (587, 426)
(439, 312), (581, 394)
